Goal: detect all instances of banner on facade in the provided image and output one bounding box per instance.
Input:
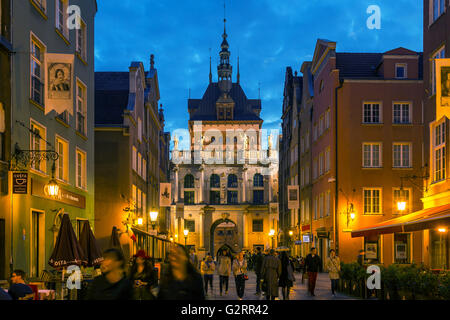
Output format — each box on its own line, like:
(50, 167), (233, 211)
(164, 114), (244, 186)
(44, 53), (74, 115)
(435, 58), (450, 120)
(159, 183), (171, 207)
(287, 185), (299, 209)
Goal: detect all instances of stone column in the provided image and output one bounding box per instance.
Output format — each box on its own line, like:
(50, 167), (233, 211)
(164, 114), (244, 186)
(199, 166), (204, 203)
(243, 210), (249, 249)
(199, 211), (204, 249)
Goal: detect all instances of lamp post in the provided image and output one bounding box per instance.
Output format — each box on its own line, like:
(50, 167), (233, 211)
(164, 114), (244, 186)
(184, 229), (189, 247)
(149, 210), (159, 259)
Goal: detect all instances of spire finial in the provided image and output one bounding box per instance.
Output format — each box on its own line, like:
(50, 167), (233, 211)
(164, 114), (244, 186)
(237, 53), (240, 84)
(209, 48), (212, 84)
(258, 82), (261, 100)
(150, 54), (155, 69)
(223, 0), (227, 37)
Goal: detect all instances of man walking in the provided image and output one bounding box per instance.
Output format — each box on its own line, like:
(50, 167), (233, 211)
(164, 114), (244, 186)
(254, 247), (264, 295)
(201, 254), (215, 296)
(305, 247), (321, 296)
(190, 248), (199, 270)
(261, 249), (281, 300)
(217, 249), (231, 296)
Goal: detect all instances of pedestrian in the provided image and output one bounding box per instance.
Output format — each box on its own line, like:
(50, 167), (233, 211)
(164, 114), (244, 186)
(357, 249), (365, 266)
(261, 249), (281, 300)
(201, 254), (215, 296)
(279, 251), (295, 300)
(129, 249), (158, 300)
(0, 287), (11, 300)
(232, 251), (247, 300)
(190, 247), (199, 270)
(254, 247), (264, 295)
(326, 249), (340, 297)
(217, 249), (231, 296)
(304, 247), (321, 296)
(8, 270), (34, 300)
(158, 244), (205, 300)
(86, 248), (133, 300)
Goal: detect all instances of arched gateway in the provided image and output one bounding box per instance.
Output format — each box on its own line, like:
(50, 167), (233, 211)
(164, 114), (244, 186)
(210, 217), (239, 258)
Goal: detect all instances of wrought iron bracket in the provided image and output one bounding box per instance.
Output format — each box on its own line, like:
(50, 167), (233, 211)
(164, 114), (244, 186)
(11, 143), (59, 171)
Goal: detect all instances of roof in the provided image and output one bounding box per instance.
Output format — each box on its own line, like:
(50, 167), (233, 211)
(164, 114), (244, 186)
(188, 82), (262, 121)
(336, 51), (423, 79)
(95, 72), (130, 126)
(351, 203), (450, 238)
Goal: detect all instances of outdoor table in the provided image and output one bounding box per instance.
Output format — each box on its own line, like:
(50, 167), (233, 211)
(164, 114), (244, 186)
(38, 289), (56, 300)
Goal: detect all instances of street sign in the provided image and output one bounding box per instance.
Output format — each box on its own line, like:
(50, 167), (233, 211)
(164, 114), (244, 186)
(302, 235), (310, 243)
(294, 240), (302, 245)
(12, 172), (28, 194)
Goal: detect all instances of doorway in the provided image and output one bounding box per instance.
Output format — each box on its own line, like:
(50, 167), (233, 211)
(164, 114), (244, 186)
(210, 218), (238, 258)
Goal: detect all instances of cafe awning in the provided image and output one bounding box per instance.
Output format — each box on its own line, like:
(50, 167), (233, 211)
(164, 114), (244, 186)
(351, 203), (450, 238)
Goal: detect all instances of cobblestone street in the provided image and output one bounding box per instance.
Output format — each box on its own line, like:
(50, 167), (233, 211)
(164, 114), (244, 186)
(206, 271), (357, 300)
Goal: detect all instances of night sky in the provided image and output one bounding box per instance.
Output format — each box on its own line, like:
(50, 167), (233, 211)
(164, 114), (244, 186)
(94, 0), (423, 136)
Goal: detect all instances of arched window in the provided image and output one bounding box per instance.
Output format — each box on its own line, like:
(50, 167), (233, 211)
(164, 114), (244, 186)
(227, 174), (238, 188)
(184, 174), (194, 188)
(253, 173), (264, 187)
(210, 174), (220, 188)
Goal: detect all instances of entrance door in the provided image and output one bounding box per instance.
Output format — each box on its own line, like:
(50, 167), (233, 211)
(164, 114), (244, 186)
(210, 219), (238, 258)
(31, 211), (45, 278)
(0, 219), (5, 280)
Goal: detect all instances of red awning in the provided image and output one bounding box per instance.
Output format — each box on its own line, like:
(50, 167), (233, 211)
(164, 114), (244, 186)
(351, 203), (450, 238)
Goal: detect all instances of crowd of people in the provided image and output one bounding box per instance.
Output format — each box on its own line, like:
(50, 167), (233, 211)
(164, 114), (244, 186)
(0, 245), (343, 300)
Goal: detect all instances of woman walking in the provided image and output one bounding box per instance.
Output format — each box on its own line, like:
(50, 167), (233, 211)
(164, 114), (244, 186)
(232, 251), (247, 300)
(217, 249), (231, 296)
(261, 249), (281, 300)
(201, 254), (215, 296)
(129, 250), (158, 300)
(326, 249), (340, 296)
(278, 251), (295, 300)
(158, 245), (205, 300)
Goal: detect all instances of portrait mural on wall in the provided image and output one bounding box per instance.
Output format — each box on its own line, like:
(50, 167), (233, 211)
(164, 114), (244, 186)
(435, 58), (450, 119)
(440, 66), (450, 104)
(44, 53), (74, 115)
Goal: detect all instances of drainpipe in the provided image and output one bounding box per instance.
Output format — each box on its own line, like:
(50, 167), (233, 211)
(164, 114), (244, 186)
(334, 79), (343, 254)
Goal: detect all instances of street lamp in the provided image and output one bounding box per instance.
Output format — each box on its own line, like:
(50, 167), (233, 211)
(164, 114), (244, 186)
(269, 229), (275, 248)
(44, 163), (60, 198)
(347, 203), (355, 228)
(184, 229), (189, 246)
(137, 217), (143, 226)
(149, 211), (158, 229)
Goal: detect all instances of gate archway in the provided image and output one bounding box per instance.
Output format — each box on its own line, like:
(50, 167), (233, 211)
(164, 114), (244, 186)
(210, 218), (238, 258)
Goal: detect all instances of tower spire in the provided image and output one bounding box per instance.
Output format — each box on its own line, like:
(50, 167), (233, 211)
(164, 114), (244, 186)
(209, 48), (212, 84)
(237, 52), (240, 84)
(217, 0), (232, 94)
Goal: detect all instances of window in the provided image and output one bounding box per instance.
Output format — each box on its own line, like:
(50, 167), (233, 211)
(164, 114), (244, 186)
(363, 143), (382, 167)
(76, 19), (87, 60)
(393, 188), (410, 214)
(137, 153), (142, 176)
(313, 157), (318, 179)
(319, 152), (324, 176)
(363, 103), (381, 123)
(300, 137), (304, 154)
(305, 131), (310, 150)
(314, 196), (318, 220)
(185, 220), (195, 232)
(393, 103), (411, 124)
(325, 109), (330, 130)
(30, 36), (45, 105)
(319, 116), (324, 136)
(319, 193), (324, 218)
(325, 147), (331, 172)
(394, 233), (411, 264)
(76, 148), (87, 189)
(393, 143), (411, 168)
(227, 190), (238, 204)
(432, 0), (446, 22)
(305, 199), (310, 222)
(305, 164), (310, 184)
(30, 121), (46, 173)
(313, 124), (318, 141)
(184, 191), (195, 205)
(142, 159), (147, 181)
(55, 0), (69, 38)
(325, 190), (331, 216)
(210, 190), (220, 204)
(76, 80), (87, 135)
(253, 189), (264, 204)
(55, 136), (68, 182)
(184, 174), (194, 188)
(253, 174), (264, 187)
(433, 121), (446, 181)
(137, 117), (142, 142)
(132, 146), (137, 172)
(432, 47), (445, 94)
(301, 200), (305, 222)
(300, 167), (304, 187)
(227, 174), (237, 188)
(395, 63), (407, 79)
(210, 174), (220, 188)
(252, 219), (264, 232)
(363, 188), (382, 214)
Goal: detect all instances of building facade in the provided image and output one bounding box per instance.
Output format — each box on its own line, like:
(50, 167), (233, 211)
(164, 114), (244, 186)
(170, 21), (279, 260)
(289, 39), (425, 266)
(95, 57), (169, 260)
(0, 0), (97, 278)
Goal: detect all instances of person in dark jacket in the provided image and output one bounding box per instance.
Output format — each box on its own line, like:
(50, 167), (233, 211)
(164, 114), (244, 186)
(261, 249), (282, 300)
(304, 247), (322, 296)
(279, 252), (295, 300)
(86, 248), (133, 300)
(129, 250), (158, 300)
(158, 244), (205, 300)
(254, 247), (264, 295)
(8, 270), (34, 300)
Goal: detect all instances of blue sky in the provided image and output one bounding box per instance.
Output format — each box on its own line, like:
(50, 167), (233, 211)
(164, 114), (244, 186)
(94, 0), (423, 134)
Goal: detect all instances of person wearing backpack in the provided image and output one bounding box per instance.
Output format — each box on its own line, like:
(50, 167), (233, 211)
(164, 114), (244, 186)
(278, 251), (295, 300)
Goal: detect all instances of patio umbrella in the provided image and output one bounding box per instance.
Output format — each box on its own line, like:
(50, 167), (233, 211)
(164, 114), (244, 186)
(109, 226), (123, 253)
(79, 221), (104, 267)
(49, 213), (87, 268)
